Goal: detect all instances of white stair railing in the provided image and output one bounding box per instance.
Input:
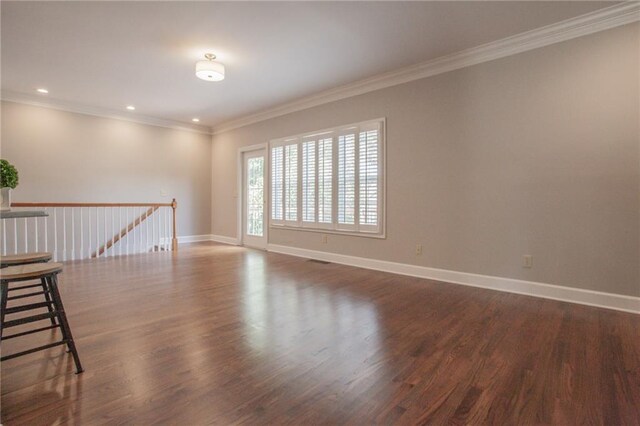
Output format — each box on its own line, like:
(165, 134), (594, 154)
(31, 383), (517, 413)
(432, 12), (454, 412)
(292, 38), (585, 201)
(1, 200), (177, 262)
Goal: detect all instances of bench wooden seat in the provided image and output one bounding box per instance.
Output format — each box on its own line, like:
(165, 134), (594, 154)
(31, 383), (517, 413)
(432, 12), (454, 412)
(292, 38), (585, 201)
(0, 262), (63, 281)
(1, 252), (52, 267)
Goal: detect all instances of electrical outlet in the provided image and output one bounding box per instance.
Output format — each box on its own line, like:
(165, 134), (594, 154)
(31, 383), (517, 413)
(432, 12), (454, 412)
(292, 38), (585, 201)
(416, 244), (423, 256)
(322, 235), (328, 244)
(523, 255), (533, 268)
(160, 189), (167, 197)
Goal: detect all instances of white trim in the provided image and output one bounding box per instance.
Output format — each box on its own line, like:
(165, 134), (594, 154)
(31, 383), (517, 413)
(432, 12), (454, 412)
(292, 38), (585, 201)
(269, 225), (385, 239)
(0, 93), (212, 135)
(237, 144), (269, 248)
(171, 234), (240, 245)
(210, 234), (240, 245)
(175, 234), (215, 244)
(267, 244), (640, 314)
(212, 2), (640, 135)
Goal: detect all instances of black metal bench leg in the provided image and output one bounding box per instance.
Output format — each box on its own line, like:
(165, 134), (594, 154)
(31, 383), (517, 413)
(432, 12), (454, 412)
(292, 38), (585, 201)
(47, 274), (83, 374)
(41, 278), (57, 326)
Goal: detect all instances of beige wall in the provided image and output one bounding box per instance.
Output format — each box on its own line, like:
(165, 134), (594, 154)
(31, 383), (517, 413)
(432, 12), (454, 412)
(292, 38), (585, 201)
(1, 101), (212, 236)
(212, 23), (640, 297)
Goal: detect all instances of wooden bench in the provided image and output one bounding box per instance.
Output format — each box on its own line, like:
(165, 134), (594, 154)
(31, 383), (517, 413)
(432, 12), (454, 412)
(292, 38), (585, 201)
(0, 262), (83, 374)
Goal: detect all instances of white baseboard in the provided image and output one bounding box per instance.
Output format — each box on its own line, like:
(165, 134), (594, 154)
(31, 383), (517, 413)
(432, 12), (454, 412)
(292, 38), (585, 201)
(162, 234), (239, 245)
(175, 234), (215, 244)
(210, 234), (240, 245)
(267, 244), (640, 314)
(172, 234), (239, 245)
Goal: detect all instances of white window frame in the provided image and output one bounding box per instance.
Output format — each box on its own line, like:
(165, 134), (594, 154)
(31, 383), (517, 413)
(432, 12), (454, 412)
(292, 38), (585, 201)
(268, 118), (386, 239)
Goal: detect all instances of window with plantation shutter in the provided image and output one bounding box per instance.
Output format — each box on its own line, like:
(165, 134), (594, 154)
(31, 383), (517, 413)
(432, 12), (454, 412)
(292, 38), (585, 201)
(358, 128), (379, 229)
(317, 138), (332, 224)
(271, 145), (284, 222)
(269, 118), (384, 237)
(337, 133), (356, 228)
(302, 140), (316, 223)
(284, 143), (298, 222)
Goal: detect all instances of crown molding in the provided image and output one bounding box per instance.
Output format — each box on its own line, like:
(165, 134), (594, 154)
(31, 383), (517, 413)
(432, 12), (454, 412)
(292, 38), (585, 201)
(0, 91), (213, 135)
(212, 2), (640, 135)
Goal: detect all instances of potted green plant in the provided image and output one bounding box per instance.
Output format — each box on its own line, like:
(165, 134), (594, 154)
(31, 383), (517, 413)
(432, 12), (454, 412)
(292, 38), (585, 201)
(0, 159), (19, 211)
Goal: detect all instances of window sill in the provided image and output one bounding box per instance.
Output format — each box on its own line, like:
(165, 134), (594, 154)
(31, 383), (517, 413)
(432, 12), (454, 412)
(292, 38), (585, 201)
(269, 224), (386, 239)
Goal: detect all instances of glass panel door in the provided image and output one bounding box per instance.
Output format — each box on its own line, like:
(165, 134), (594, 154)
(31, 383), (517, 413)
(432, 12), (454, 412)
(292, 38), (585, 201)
(243, 149), (267, 248)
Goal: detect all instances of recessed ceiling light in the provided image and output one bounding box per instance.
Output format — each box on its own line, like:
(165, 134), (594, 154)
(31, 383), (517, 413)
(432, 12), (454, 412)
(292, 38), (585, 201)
(195, 53), (225, 82)
(126, 105), (135, 111)
(36, 88), (49, 94)
(192, 118), (200, 123)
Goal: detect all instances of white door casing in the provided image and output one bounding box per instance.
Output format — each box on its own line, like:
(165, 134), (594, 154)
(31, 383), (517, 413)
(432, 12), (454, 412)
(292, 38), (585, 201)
(241, 147), (267, 249)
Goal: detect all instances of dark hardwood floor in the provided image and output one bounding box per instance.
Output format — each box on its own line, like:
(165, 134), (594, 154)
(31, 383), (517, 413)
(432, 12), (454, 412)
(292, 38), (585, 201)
(1, 242), (639, 425)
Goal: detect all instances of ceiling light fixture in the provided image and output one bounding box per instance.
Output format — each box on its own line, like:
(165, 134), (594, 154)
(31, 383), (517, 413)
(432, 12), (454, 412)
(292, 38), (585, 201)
(36, 88), (49, 94)
(192, 118), (200, 122)
(195, 53), (225, 82)
(126, 105), (135, 111)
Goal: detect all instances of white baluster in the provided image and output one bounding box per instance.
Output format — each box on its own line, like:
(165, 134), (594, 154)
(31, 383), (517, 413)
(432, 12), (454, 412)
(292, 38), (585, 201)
(13, 218), (18, 254)
(103, 206), (107, 257)
(71, 209), (75, 260)
(35, 215), (39, 251)
(96, 207), (100, 258)
(111, 207), (115, 257)
(139, 207), (142, 253)
(153, 210), (160, 251)
(24, 218), (28, 253)
(2, 219), (6, 255)
(63, 207), (67, 261)
(152, 207), (156, 252)
(88, 207), (92, 259)
(119, 207), (123, 256)
(126, 207), (130, 256)
(134, 206), (144, 253)
(153, 209), (157, 252)
(146, 207), (150, 253)
(164, 207), (168, 251)
(80, 208), (84, 260)
(53, 209), (58, 261)
(44, 208), (48, 254)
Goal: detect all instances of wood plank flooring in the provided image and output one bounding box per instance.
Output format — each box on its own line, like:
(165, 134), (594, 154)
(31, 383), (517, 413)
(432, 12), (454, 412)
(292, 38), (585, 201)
(1, 242), (639, 425)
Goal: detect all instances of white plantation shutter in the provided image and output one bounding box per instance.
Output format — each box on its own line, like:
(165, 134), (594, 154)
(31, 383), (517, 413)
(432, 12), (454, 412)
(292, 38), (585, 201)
(271, 145), (284, 222)
(302, 140), (316, 223)
(270, 118), (384, 236)
(358, 127), (379, 231)
(284, 143), (298, 222)
(317, 138), (332, 225)
(338, 133), (356, 228)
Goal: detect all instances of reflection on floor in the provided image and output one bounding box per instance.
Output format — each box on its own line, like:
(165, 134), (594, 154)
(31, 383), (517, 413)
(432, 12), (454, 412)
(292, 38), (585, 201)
(2, 242), (639, 424)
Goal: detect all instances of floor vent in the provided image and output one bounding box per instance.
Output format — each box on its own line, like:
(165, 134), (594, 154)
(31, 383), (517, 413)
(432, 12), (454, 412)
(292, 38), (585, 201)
(307, 259), (331, 265)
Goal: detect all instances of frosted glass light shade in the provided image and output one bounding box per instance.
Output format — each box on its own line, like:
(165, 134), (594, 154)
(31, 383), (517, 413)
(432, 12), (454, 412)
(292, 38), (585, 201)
(196, 60), (225, 81)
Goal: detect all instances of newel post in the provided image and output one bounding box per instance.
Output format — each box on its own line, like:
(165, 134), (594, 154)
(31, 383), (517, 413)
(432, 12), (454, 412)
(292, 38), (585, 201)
(171, 198), (178, 251)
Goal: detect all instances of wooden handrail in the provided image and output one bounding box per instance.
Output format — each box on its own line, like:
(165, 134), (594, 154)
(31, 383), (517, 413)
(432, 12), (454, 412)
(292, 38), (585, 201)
(12, 202), (173, 208)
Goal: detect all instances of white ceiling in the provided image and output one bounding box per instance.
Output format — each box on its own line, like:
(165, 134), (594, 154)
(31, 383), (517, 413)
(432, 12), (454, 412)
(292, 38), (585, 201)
(1, 1), (615, 130)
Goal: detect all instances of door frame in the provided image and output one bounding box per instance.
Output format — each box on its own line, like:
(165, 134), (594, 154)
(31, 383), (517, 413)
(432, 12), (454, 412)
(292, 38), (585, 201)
(237, 143), (268, 248)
